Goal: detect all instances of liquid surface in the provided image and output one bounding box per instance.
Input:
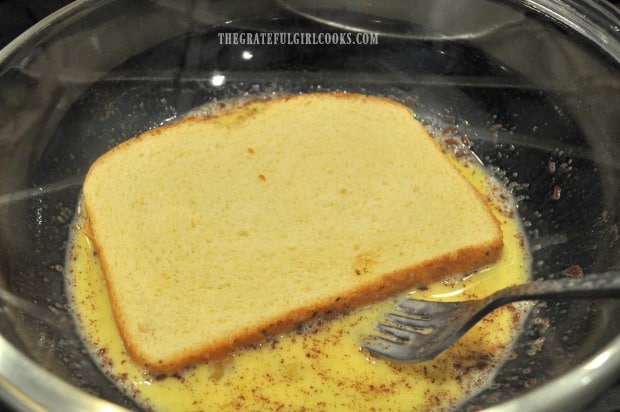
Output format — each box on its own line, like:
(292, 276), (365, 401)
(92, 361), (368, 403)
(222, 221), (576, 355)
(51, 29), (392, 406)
(65, 114), (529, 412)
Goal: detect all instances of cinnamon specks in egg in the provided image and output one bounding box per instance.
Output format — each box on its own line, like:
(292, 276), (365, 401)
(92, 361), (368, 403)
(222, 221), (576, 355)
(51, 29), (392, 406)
(562, 264), (584, 278)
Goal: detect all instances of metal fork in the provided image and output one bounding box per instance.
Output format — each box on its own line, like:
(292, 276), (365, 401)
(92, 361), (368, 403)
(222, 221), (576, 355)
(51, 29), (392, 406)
(361, 271), (620, 363)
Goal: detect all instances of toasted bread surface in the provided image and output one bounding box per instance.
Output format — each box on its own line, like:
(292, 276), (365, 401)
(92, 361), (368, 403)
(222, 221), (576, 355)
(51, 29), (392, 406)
(82, 93), (503, 372)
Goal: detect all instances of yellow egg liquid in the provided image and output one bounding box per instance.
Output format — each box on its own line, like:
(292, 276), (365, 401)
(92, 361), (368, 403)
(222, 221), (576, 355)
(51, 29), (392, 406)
(65, 133), (529, 412)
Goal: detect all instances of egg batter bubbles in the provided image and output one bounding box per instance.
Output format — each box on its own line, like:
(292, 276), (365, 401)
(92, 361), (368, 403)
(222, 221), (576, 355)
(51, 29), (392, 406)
(65, 124), (530, 412)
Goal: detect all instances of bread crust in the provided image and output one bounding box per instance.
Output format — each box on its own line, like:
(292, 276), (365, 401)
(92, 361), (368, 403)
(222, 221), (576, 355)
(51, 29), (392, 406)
(126, 241), (501, 372)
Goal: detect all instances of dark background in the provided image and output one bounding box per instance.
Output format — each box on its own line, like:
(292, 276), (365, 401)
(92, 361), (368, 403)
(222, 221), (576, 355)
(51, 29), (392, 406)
(1, 0), (620, 411)
(6, 0), (620, 50)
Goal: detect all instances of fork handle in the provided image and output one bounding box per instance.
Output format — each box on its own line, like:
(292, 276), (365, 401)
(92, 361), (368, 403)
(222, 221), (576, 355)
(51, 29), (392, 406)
(488, 271), (620, 308)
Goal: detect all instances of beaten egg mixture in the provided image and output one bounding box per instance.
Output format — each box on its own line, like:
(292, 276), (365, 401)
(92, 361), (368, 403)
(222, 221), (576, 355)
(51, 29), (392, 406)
(66, 133), (529, 412)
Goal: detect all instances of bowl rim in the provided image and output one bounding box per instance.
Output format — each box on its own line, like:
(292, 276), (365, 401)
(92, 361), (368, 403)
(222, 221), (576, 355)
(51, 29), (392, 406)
(0, 0), (619, 411)
(523, 0), (620, 64)
(0, 0), (93, 65)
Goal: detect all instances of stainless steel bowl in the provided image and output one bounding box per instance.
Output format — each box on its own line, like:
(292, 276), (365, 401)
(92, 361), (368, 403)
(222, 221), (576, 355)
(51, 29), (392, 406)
(1, 1), (619, 411)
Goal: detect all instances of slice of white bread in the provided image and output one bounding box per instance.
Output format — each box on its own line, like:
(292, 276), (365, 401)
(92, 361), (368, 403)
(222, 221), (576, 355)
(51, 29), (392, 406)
(82, 93), (503, 372)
